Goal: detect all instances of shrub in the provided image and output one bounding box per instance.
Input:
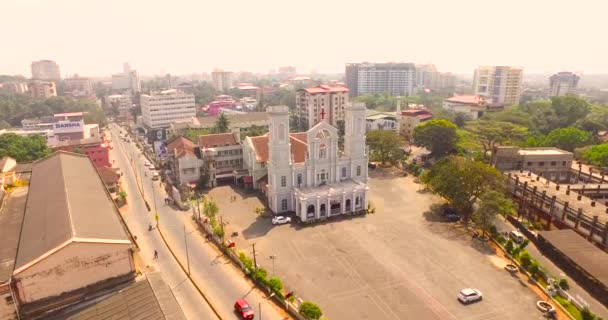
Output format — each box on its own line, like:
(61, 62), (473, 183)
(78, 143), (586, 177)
(519, 251), (532, 268)
(558, 278), (570, 291)
(254, 268), (268, 284)
(581, 306), (597, 320)
(213, 224), (225, 238)
(489, 224), (498, 237)
(239, 252), (254, 271)
(519, 239), (530, 250)
(505, 238), (514, 253)
(268, 276), (283, 293)
(529, 260), (540, 278)
(299, 301), (322, 320)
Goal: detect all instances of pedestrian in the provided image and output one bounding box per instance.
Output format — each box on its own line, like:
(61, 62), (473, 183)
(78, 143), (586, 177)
(153, 249), (158, 259)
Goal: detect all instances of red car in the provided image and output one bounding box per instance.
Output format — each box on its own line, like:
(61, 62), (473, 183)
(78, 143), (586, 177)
(234, 299), (254, 319)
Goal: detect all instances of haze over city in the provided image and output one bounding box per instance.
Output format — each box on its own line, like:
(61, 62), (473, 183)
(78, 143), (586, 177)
(1, 0), (607, 76)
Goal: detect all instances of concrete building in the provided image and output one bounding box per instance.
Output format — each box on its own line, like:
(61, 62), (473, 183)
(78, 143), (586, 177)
(52, 137), (111, 168)
(399, 109), (433, 140)
(46, 119), (101, 147)
(28, 80), (57, 99)
(64, 75), (93, 97)
(140, 89), (196, 130)
(492, 146), (574, 182)
(0, 156), (17, 190)
(473, 66), (523, 106)
(111, 63), (141, 93)
(345, 62), (416, 97)
(169, 112), (270, 136)
(166, 136), (204, 187)
(296, 85), (350, 130)
(106, 94), (133, 113)
(366, 110), (398, 131)
(211, 69), (234, 91)
(549, 71), (580, 97)
(198, 132), (244, 187)
(8, 152), (134, 319)
(415, 64), (439, 91)
(437, 72), (456, 90)
(31, 60), (60, 80)
(0, 82), (29, 94)
(242, 105), (369, 221)
(442, 95), (488, 119)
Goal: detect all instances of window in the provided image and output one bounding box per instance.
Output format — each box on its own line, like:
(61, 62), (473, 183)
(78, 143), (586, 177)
(281, 175), (286, 187)
(356, 166), (361, 176)
(550, 161), (556, 166)
(562, 161), (567, 166)
(527, 162), (532, 166)
(539, 162), (545, 167)
(297, 173), (302, 186)
(341, 167), (347, 178)
(281, 199), (288, 211)
(319, 143), (326, 159)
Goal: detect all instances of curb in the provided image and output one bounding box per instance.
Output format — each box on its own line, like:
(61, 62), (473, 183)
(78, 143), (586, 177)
(156, 224), (224, 320)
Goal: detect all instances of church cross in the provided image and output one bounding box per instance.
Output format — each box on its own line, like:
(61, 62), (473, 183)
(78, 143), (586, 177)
(320, 109), (326, 120)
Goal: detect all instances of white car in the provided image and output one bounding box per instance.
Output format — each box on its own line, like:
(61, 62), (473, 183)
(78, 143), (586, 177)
(148, 165), (155, 170)
(457, 288), (483, 304)
(272, 216), (292, 225)
(144, 160), (151, 167)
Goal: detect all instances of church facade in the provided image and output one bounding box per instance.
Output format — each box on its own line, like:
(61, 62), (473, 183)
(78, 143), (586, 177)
(242, 104), (369, 222)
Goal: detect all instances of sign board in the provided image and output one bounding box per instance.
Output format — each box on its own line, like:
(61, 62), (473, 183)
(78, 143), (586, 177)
(53, 120), (84, 134)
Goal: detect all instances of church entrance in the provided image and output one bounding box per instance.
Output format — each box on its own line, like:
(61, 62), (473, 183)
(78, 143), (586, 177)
(345, 199), (351, 212)
(330, 203), (341, 215)
(320, 204), (326, 217)
(307, 205), (315, 219)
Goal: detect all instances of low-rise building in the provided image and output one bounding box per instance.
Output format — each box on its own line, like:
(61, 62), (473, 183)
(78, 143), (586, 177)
(399, 109), (433, 140)
(169, 112), (270, 137)
(7, 152), (134, 319)
(0, 156), (17, 190)
(51, 137), (111, 168)
(492, 146), (574, 182)
(366, 110), (398, 131)
(166, 136), (203, 187)
(442, 95), (489, 119)
(198, 132), (244, 187)
(0, 82), (29, 94)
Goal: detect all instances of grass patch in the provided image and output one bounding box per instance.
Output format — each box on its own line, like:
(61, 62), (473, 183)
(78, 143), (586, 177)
(554, 295), (583, 320)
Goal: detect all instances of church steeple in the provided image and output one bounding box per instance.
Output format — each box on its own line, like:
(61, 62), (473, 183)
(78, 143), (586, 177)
(344, 102), (366, 159)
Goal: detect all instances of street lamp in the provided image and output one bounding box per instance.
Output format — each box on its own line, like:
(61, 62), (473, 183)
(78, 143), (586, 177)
(269, 254), (277, 276)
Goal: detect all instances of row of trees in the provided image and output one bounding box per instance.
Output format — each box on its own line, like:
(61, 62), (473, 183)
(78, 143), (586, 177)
(0, 134), (51, 162)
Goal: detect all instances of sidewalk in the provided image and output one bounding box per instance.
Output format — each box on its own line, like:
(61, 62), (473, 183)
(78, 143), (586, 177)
(495, 217), (608, 319)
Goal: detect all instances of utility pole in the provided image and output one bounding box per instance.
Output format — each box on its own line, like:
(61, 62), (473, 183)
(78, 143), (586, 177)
(259, 302), (262, 320)
(269, 255), (277, 276)
(152, 182), (158, 226)
(252, 243), (257, 271)
(184, 225), (191, 275)
(220, 216), (225, 244)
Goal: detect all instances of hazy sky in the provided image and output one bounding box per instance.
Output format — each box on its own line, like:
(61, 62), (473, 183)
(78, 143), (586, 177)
(1, 0), (606, 77)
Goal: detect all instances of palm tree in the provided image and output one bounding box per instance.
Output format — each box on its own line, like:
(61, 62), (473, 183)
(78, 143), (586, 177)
(215, 112), (230, 133)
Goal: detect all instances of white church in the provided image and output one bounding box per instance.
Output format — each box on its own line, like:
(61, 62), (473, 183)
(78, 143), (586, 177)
(242, 104), (370, 223)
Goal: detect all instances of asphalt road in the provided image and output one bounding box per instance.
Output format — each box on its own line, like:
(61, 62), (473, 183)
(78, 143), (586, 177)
(110, 125), (218, 320)
(110, 124), (289, 320)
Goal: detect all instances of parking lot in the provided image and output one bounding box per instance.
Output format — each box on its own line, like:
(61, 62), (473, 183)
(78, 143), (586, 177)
(208, 169), (543, 320)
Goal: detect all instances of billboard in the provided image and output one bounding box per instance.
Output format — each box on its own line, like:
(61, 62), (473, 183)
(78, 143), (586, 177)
(53, 120), (84, 134)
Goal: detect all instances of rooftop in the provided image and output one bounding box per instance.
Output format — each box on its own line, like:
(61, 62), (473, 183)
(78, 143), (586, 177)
(445, 95), (485, 105)
(0, 187), (28, 283)
(54, 112), (85, 117)
(401, 109), (432, 116)
(518, 148), (573, 156)
(14, 152), (130, 274)
(167, 136), (196, 158)
(302, 85), (349, 94)
(248, 133), (308, 163)
(198, 132), (238, 149)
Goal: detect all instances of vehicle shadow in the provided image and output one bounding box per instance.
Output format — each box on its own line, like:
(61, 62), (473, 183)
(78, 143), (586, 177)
(241, 215), (274, 240)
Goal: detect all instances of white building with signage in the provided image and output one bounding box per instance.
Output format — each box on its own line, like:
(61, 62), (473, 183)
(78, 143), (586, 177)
(243, 104), (369, 222)
(46, 120), (100, 147)
(141, 89), (196, 129)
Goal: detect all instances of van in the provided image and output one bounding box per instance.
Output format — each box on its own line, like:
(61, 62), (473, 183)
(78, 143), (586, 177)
(509, 230), (525, 244)
(152, 172), (159, 181)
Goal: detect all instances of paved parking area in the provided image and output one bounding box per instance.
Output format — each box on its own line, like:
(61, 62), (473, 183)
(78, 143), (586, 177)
(207, 169), (543, 320)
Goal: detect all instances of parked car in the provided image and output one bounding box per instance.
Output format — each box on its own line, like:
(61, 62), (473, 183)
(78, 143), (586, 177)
(457, 288), (483, 304)
(144, 160), (151, 167)
(152, 172), (159, 181)
(148, 165), (156, 170)
(441, 205), (459, 222)
(368, 162), (377, 169)
(509, 230), (525, 244)
(234, 299), (254, 319)
(272, 216), (292, 225)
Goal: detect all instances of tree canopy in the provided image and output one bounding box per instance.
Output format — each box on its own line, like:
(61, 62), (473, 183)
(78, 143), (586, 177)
(0, 95), (106, 126)
(542, 127), (592, 152)
(465, 120), (528, 160)
(215, 113), (230, 133)
(473, 190), (514, 236)
(422, 156), (505, 220)
(582, 144), (608, 168)
(413, 119), (458, 156)
(366, 130), (404, 165)
(0, 133), (51, 162)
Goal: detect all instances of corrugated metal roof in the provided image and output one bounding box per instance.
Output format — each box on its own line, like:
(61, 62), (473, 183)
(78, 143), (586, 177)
(14, 152), (130, 272)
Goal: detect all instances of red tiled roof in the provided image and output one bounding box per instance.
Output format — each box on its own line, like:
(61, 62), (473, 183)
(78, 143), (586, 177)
(167, 136), (196, 158)
(199, 133), (238, 149)
(249, 133), (307, 163)
(401, 109), (433, 116)
(97, 166), (120, 185)
(445, 95), (484, 105)
(303, 85), (349, 94)
(417, 114), (434, 121)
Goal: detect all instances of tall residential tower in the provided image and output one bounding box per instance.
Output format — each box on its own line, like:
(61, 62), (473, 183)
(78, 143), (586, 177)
(473, 66), (523, 106)
(549, 72), (580, 97)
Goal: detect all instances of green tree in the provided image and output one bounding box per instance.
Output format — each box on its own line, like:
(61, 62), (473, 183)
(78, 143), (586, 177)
(583, 144), (608, 167)
(421, 156), (505, 220)
(543, 127), (592, 152)
(453, 112), (468, 128)
(192, 81), (217, 105)
(299, 301), (323, 320)
(366, 130), (404, 165)
(472, 190), (513, 236)
(215, 112), (230, 133)
(0, 134), (51, 162)
(413, 119), (458, 156)
(529, 260), (540, 278)
(581, 306), (597, 320)
(203, 199), (219, 218)
(465, 120), (528, 160)
(268, 276), (283, 295)
(519, 251), (532, 268)
(551, 95), (591, 128)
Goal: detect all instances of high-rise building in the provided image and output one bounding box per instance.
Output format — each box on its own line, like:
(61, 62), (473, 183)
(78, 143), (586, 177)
(437, 72), (456, 90)
(296, 85), (350, 130)
(549, 72), (580, 97)
(415, 64), (439, 91)
(31, 60), (61, 80)
(277, 66), (297, 80)
(140, 89), (196, 129)
(28, 80), (57, 99)
(0, 82), (29, 94)
(111, 63), (141, 93)
(473, 66), (523, 106)
(345, 62), (416, 97)
(211, 69), (233, 91)
(64, 75), (93, 97)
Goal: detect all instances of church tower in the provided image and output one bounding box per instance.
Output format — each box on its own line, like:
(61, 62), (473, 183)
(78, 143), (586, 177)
(344, 102), (368, 182)
(267, 105), (293, 213)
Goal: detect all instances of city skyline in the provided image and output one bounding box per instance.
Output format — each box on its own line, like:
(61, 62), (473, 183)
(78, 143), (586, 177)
(1, 0), (607, 77)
